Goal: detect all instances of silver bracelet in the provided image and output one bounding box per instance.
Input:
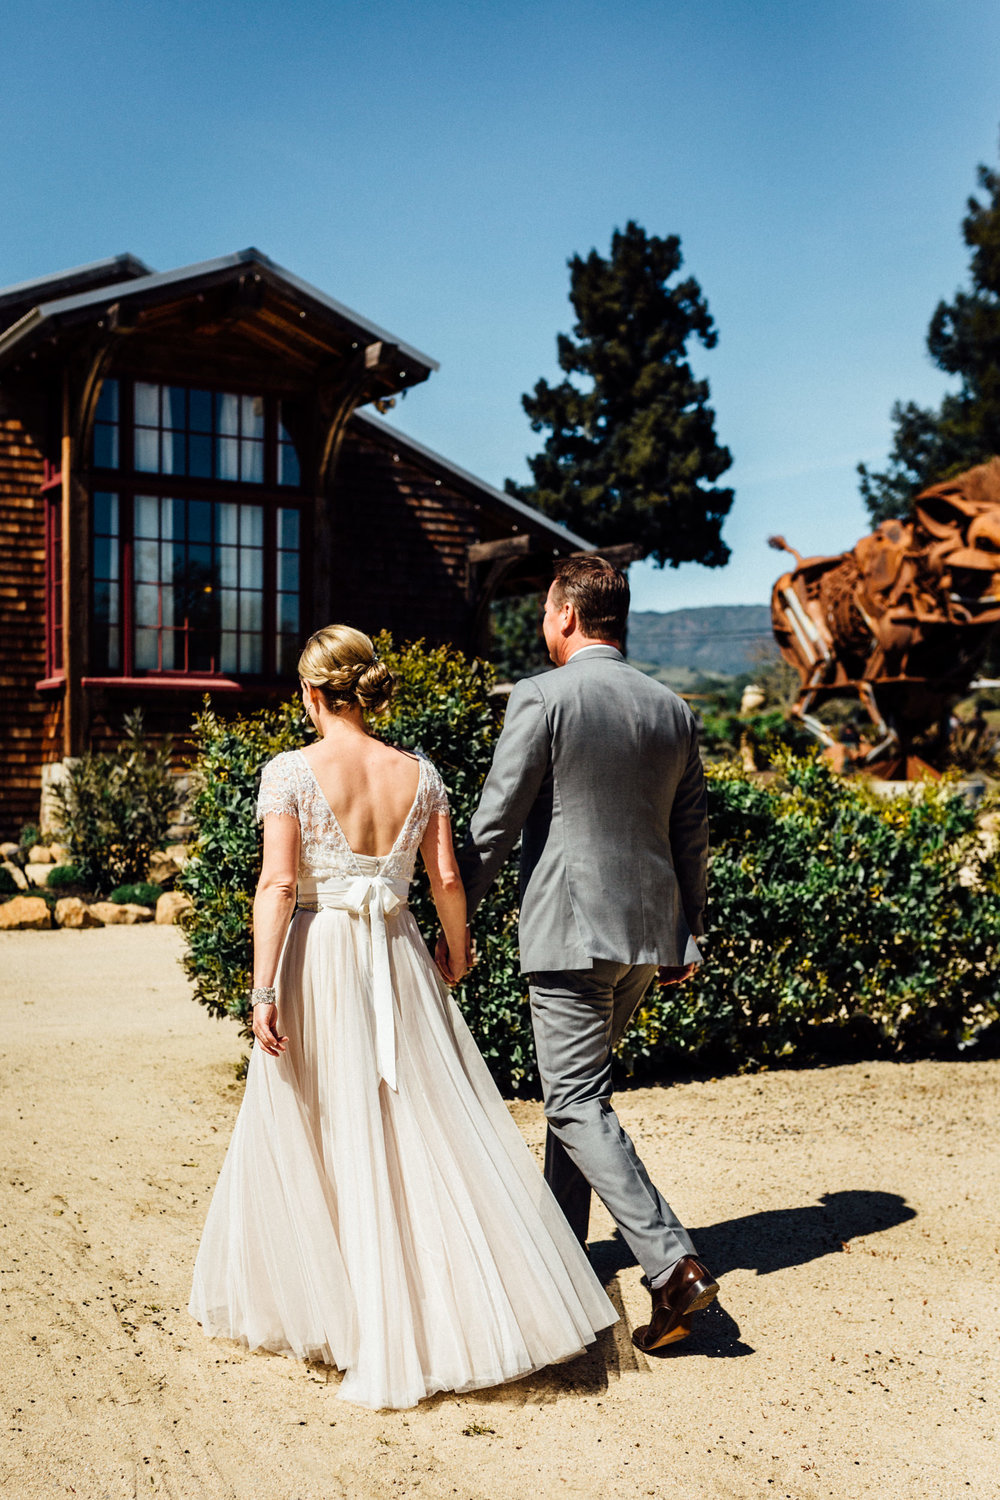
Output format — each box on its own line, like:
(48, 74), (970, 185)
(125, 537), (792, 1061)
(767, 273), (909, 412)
(250, 986), (277, 1007)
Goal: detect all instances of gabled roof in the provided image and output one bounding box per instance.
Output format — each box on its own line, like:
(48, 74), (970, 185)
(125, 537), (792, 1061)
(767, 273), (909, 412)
(352, 409), (594, 554)
(0, 254), (152, 324)
(0, 248), (439, 391)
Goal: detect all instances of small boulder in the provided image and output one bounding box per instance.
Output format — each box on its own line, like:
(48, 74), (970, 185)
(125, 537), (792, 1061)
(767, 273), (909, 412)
(1, 860), (28, 891)
(89, 901), (132, 925)
(24, 863), (56, 888)
(47, 843), (72, 866)
(120, 902), (155, 923)
(55, 897), (101, 929)
(155, 890), (193, 925)
(0, 895), (52, 930)
(27, 844), (53, 863)
(0, 842), (19, 860)
(163, 842), (192, 870)
(89, 901), (154, 925)
(147, 852), (180, 887)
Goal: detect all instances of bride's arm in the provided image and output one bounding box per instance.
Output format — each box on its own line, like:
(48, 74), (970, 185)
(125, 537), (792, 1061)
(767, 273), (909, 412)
(251, 812), (300, 1054)
(420, 811), (469, 985)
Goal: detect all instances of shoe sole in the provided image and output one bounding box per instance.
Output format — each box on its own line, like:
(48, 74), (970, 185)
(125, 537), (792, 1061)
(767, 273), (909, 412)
(681, 1278), (720, 1314)
(633, 1319), (692, 1352)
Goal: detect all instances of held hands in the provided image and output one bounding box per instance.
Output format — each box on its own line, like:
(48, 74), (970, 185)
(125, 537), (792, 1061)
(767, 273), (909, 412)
(657, 962), (699, 987)
(252, 1003), (288, 1057)
(434, 927), (475, 986)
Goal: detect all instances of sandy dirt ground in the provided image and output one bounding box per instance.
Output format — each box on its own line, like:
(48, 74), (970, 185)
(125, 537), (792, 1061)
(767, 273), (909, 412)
(0, 926), (997, 1500)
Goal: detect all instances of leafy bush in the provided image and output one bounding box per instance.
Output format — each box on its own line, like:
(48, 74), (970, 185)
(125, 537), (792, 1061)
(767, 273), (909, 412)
(698, 707), (810, 761)
(0, 867), (18, 897)
(109, 881), (163, 907)
(50, 710), (178, 893)
(618, 751), (1000, 1074)
(45, 865), (84, 890)
(182, 637), (537, 1089)
(182, 639), (1000, 1093)
(18, 824), (40, 851)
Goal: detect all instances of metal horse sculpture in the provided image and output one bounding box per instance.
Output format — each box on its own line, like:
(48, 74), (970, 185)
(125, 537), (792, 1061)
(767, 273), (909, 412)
(769, 459), (1000, 776)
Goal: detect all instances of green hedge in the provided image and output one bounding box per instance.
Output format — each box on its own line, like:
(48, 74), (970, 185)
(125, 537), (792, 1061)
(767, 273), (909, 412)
(181, 639), (1000, 1092)
(180, 635), (537, 1090)
(48, 710), (177, 893)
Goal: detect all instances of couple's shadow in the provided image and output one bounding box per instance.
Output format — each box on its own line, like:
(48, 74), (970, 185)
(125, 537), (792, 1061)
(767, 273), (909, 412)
(471, 1188), (915, 1403)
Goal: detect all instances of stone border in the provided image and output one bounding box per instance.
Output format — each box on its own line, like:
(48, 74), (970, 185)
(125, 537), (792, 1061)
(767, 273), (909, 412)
(0, 892), (192, 931)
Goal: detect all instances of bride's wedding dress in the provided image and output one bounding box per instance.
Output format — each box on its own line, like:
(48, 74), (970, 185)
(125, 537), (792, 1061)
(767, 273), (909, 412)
(189, 749), (616, 1409)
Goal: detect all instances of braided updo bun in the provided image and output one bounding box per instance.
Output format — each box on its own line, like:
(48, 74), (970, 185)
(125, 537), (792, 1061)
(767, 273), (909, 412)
(297, 625), (395, 715)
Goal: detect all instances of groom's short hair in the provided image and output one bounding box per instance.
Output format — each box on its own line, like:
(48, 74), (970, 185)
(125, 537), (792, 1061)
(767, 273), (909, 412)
(552, 556), (630, 641)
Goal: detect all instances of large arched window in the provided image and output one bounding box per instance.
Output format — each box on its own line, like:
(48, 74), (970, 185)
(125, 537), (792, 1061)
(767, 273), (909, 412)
(87, 378), (305, 680)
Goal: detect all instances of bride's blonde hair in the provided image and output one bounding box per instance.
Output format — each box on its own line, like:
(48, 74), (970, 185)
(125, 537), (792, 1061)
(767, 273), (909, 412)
(297, 625), (394, 714)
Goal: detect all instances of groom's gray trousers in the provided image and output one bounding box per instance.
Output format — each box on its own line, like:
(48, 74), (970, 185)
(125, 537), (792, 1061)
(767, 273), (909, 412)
(529, 959), (696, 1280)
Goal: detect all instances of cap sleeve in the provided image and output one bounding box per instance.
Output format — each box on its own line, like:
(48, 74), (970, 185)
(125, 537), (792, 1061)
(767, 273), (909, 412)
(424, 758), (451, 818)
(256, 753), (300, 822)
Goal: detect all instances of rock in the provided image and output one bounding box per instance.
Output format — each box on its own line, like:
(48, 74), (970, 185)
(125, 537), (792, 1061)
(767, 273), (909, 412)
(163, 842), (192, 870)
(155, 891), (193, 925)
(47, 843), (72, 866)
(0, 896), (52, 930)
(0, 842), (19, 859)
(55, 897), (101, 929)
(87, 901), (155, 925)
(121, 902), (155, 923)
(89, 901), (132, 925)
(27, 844), (53, 863)
(1, 860), (28, 891)
(25, 863), (56, 888)
(147, 853), (180, 887)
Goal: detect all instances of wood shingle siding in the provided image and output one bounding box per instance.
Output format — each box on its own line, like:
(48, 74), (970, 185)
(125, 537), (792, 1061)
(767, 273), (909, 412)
(0, 415), (62, 835)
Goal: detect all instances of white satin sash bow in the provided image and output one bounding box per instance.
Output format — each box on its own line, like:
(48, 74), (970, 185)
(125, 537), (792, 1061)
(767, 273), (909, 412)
(297, 873), (410, 1091)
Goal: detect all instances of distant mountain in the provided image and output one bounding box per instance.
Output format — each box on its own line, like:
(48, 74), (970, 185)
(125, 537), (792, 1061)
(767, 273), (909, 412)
(627, 604), (777, 681)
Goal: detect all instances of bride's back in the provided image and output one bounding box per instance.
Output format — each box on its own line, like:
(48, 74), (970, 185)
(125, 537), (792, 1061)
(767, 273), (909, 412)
(300, 736), (420, 857)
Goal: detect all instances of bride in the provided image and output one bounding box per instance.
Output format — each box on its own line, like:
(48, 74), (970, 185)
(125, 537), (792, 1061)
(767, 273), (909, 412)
(189, 624), (616, 1409)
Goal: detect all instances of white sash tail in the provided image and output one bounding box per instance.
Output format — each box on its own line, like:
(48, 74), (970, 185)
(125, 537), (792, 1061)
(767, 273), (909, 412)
(296, 873), (410, 1091)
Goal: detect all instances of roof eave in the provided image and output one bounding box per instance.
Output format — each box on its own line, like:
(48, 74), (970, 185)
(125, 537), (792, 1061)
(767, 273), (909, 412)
(0, 248), (440, 387)
(352, 409), (596, 554)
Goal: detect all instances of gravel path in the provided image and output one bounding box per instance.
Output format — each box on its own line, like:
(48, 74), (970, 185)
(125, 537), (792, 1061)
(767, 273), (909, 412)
(1, 926), (996, 1499)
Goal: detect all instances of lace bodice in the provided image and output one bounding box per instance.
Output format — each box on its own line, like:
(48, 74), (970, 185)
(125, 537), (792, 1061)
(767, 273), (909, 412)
(256, 748), (450, 884)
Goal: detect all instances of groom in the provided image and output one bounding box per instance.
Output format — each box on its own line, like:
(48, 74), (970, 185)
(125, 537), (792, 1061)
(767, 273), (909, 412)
(451, 555), (718, 1351)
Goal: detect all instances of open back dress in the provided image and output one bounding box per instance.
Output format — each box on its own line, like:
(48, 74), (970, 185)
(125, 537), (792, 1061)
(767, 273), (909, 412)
(189, 748), (616, 1409)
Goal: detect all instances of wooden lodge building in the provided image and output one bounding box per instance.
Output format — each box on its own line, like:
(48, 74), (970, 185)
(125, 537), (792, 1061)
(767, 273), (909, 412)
(0, 249), (594, 838)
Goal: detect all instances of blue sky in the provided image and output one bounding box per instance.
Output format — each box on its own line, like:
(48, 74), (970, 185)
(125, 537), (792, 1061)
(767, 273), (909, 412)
(3, 0), (1000, 610)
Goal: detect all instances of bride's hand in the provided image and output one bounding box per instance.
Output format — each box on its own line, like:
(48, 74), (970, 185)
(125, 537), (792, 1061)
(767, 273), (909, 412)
(435, 929), (473, 986)
(252, 1003), (288, 1056)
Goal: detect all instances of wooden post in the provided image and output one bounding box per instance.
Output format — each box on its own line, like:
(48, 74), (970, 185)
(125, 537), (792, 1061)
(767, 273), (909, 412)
(60, 370), (85, 757)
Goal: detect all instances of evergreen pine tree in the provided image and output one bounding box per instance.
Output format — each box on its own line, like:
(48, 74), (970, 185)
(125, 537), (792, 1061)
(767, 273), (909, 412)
(507, 221), (733, 566)
(860, 153), (1000, 524)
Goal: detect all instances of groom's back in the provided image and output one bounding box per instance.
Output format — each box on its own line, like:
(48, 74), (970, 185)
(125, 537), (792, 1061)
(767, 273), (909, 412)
(519, 650), (706, 970)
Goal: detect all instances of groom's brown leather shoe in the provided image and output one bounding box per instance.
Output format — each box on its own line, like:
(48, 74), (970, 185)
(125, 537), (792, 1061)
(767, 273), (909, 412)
(631, 1255), (720, 1352)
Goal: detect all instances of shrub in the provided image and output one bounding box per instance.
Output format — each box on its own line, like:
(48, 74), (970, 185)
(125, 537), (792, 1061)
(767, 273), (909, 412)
(618, 751), (1000, 1074)
(182, 636), (537, 1090)
(18, 824), (40, 851)
(109, 881), (163, 907)
(50, 710), (178, 893)
(45, 865), (85, 890)
(182, 639), (1000, 1093)
(0, 867), (18, 897)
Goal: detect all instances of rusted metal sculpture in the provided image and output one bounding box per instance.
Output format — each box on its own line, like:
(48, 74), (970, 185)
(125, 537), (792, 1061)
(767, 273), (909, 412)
(769, 458), (1000, 776)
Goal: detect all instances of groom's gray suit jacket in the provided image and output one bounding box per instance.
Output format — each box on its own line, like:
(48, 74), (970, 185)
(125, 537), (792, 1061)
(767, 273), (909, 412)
(459, 646), (708, 973)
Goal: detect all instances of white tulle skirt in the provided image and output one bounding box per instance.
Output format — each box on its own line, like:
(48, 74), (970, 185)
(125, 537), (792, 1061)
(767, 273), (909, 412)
(189, 889), (617, 1410)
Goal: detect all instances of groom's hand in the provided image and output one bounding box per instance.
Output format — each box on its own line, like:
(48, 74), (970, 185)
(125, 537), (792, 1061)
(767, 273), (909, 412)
(657, 962), (698, 987)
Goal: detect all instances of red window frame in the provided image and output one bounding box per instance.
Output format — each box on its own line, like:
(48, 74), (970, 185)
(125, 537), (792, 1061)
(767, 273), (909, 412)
(87, 380), (307, 685)
(41, 462), (64, 680)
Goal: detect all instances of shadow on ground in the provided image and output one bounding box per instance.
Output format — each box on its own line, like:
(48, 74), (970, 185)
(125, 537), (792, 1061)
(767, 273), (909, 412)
(589, 1188), (916, 1283)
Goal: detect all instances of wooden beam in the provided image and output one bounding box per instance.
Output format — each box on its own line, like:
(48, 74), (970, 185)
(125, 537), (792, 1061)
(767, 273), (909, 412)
(570, 541), (644, 566)
(467, 533), (534, 565)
